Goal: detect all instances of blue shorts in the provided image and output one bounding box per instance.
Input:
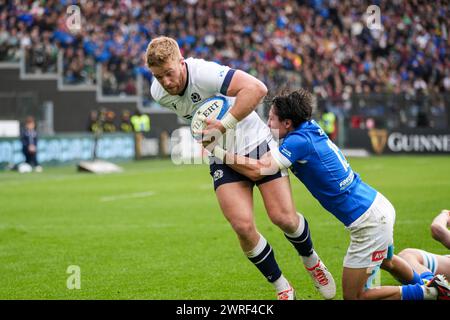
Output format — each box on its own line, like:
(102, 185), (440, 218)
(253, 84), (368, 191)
(209, 141), (283, 191)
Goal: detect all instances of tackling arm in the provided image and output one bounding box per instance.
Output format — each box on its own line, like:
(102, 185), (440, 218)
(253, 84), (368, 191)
(213, 147), (286, 181)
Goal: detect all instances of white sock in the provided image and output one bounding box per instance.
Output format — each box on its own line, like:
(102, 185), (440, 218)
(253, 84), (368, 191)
(245, 234), (267, 258)
(284, 213), (320, 268)
(284, 213), (305, 238)
(422, 286), (438, 300)
(273, 275), (291, 292)
(302, 250), (320, 269)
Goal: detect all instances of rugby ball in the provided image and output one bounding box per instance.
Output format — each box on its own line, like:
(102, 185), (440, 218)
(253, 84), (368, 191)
(190, 96), (230, 141)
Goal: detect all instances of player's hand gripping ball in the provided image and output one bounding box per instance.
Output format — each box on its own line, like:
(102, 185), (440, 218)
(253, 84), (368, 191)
(190, 96), (230, 144)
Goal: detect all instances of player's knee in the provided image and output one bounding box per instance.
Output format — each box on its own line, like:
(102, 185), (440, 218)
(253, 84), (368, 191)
(269, 212), (297, 232)
(357, 290), (373, 300)
(231, 221), (256, 239)
(430, 223), (444, 241)
(343, 289), (370, 300)
(270, 206), (298, 232)
(381, 258), (394, 271)
(398, 248), (416, 259)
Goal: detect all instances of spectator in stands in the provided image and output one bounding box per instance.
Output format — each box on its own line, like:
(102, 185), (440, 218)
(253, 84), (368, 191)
(131, 109), (150, 159)
(319, 108), (337, 141)
(21, 116), (42, 172)
(120, 110), (134, 133)
(102, 110), (117, 133)
(87, 110), (101, 133)
(130, 110), (149, 133)
(0, 0), (448, 124)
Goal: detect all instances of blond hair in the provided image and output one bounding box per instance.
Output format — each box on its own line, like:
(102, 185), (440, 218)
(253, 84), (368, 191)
(145, 36), (182, 67)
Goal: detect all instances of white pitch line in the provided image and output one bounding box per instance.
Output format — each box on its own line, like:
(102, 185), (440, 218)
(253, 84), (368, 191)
(100, 191), (155, 202)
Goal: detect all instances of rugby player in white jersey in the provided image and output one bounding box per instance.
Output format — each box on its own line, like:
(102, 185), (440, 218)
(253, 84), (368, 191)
(145, 36), (335, 300)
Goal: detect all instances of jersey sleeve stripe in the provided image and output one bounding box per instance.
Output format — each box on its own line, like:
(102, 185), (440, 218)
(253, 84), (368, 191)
(220, 69), (236, 95)
(271, 147), (292, 169)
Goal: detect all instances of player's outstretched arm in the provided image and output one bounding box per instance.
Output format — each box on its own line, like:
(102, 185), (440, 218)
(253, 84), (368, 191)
(430, 209), (450, 249)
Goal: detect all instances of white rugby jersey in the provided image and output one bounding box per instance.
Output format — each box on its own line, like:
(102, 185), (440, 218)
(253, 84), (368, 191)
(150, 57), (271, 155)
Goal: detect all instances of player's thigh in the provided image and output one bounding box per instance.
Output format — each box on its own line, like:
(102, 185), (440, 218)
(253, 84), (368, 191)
(435, 255), (450, 279)
(215, 181), (255, 232)
(342, 267), (371, 300)
(257, 176), (297, 221)
(398, 248), (429, 274)
(344, 193), (395, 269)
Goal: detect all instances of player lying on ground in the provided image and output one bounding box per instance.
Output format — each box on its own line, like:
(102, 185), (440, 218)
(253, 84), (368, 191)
(397, 248), (450, 283)
(430, 210), (450, 249)
(383, 210), (450, 290)
(206, 89), (450, 300)
(370, 211), (450, 298)
(145, 37), (335, 300)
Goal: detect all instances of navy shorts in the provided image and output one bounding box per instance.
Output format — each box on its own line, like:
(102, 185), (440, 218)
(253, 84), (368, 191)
(209, 140), (283, 191)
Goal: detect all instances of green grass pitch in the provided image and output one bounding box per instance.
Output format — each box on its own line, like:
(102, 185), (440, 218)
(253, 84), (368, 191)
(1, 156), (449, 299)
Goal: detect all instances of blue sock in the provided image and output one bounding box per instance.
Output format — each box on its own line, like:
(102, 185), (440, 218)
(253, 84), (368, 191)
(247, 242), (282, 283)
(401, 284), (424, 300)
(285, 218), (313, 256)
(402, 271), (424, 285)
(420, 271), (434, 282)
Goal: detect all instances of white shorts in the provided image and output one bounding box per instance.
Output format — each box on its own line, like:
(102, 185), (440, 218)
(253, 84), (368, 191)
(343, 192), (396, 269)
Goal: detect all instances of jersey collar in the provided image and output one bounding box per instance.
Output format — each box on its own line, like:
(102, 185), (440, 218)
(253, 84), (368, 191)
(178, 62), (189, 97)
(285, 120), (310, 139)
(297, 120), (312, 130)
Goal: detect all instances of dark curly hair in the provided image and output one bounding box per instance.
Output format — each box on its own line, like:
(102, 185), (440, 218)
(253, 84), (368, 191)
(271, 89), (313, 128)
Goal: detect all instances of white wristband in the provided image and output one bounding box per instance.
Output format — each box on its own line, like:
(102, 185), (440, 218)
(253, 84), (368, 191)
(212, 145), (227, 161)
(220, 113), (238, 130)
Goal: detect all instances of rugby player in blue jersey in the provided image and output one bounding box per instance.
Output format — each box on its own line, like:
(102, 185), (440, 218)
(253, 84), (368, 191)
(206, 89), (450, 300)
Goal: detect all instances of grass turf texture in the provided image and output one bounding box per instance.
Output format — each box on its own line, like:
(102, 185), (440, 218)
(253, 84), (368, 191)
(1, 156), (449, 299)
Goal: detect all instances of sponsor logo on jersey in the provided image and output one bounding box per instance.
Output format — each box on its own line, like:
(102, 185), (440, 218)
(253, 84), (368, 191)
(280, 147), (292, 158)
(371, 249), (387, 262)
(213, 169), (224, 181)
(339, 171), (354, 190)
(191, 92), (201, 103)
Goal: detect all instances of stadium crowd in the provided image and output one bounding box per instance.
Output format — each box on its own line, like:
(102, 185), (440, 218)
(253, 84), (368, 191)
(0, 0), (448, 99)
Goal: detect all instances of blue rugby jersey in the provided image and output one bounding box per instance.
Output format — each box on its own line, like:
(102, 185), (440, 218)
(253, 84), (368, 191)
(271, 120), (377, 226)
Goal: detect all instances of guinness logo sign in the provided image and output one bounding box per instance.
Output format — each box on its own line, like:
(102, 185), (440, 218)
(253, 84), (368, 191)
(368, 129), (388, 154)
